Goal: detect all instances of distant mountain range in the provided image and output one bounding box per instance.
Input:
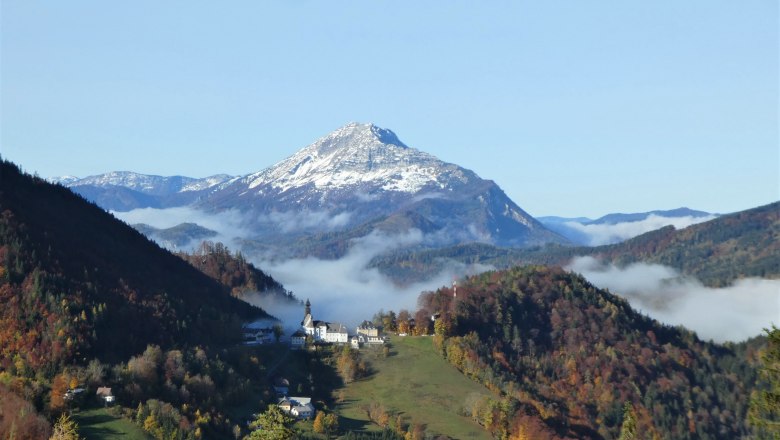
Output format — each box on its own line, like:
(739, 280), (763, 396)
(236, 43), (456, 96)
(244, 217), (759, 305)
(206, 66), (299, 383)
(373, 201), (780, 287)
(538, 208), (716, 245)
(539, 207), (713, 226)
(51, 172), (236, 211)
(52, 123), (768, 279)
(56, 122), (568, 251)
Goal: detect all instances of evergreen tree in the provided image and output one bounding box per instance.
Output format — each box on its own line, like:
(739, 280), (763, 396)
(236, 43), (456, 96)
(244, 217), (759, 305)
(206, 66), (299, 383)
(324, 413), (339, 438)
(50, 414), (81, 440)
(618, 402), (637, 440)
(245, 405), (295, 440)
(750, 325), (780, 439)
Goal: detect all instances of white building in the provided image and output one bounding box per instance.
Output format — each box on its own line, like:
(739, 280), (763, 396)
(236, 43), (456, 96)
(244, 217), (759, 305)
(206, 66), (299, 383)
(299, 301), (349, 345)
(291, 403), (315, 419)
(278, 396), (315, 420)
(357, 320), (379, 338)
(323, 322), (349, 344)
(291, 330), (307, 349)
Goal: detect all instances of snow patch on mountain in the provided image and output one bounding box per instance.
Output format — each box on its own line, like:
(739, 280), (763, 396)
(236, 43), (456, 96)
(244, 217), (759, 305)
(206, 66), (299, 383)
(55, 172), (234, 195)
(244, 122), (475, 195)
(180, 174), (235, 192)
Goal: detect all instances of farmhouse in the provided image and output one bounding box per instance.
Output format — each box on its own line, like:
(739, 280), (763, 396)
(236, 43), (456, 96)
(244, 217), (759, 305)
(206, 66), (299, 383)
(242, 319), (281, 345)
(291, 330), (307, 348)
(242, 325), (275, 345)
(278, 396), (315, 420)
(96, 387), (115, 404)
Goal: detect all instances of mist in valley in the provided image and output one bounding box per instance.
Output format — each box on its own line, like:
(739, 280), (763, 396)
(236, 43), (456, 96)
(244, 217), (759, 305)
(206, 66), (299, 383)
(567, 256), (779, 342)
(113, 206), (777, 343)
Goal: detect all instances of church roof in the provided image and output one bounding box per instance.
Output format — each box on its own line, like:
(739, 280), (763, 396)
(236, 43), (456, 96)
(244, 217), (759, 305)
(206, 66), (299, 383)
(328, 322), (348, 334)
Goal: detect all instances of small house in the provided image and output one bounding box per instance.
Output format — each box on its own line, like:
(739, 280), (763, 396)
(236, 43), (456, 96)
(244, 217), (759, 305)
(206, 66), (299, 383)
(357, 320), (379, 338)
(291, 403), (315, 419)
(291, 330), (307, 348)
(278, 398), (293, 412)
(278, 396), (314, 419)
(96, 387), (114, 404)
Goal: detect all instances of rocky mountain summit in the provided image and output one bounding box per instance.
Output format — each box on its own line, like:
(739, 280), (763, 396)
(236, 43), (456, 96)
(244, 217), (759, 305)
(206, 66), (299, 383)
(56, 123), (567, 249)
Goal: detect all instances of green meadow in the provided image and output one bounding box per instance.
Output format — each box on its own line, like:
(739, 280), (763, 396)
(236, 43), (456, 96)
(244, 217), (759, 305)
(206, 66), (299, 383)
(73, 407), (151, 440)
(335, 336), (494, 440)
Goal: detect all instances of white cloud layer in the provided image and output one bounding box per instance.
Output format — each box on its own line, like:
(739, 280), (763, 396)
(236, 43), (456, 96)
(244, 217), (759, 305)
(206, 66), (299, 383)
(112, 206), (251, 250)
(565, 214), (717, 246)
(112, 207), (774, 343)
(112, 206), (353, 251)
(252, 229), (494, 329)
(257, 210), (351, 233)
(566, 256), (780, 342)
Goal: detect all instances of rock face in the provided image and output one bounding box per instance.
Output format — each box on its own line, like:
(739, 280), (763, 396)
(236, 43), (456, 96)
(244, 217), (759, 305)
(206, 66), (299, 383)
(204, 122), (566, 247)
(55, 122), (568, 249)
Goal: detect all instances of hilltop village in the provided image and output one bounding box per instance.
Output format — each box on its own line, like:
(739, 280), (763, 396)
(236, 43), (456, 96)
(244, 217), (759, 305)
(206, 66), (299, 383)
(243, 300), (390, 349)
(293, 300), (389, 350)
(240, 300), (391, 423)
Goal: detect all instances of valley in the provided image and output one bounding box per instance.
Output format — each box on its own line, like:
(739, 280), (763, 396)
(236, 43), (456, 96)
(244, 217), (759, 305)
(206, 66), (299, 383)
(2, 129), (778, 439)
(4, 2), (777, 438)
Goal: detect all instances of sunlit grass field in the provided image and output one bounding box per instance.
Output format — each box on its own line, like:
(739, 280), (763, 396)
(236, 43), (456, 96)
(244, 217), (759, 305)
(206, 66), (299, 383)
(335, 336), (494, 439)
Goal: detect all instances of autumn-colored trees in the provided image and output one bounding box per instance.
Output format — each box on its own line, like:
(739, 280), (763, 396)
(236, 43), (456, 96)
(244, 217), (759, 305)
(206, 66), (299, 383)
(336, 346), (368, 384)
(414, 265), (757, 439)
(749, 325), (780, 438)
(176, 241), (294, 302)
(0, 159), (265, 382)
(134, 399), (192, 440)
(0, 385), (51, 439)
(49, 414), (80, 440)
(49, 374), (70, 413)
(313, 411), (339, 438)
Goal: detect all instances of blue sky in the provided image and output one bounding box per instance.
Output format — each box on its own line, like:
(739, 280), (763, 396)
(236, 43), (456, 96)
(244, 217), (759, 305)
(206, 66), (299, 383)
(2, 1), (777, 218)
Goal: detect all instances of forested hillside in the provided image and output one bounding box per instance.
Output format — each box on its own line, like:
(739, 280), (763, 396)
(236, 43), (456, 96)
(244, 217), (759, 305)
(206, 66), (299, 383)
(591, 201), (779, 286)
(176, 241), (295, 301)
(0, 160), (266, 369)
(415, 266), (758, 439)
(0, 160), (274, 438)
(374, 201), (779, 287)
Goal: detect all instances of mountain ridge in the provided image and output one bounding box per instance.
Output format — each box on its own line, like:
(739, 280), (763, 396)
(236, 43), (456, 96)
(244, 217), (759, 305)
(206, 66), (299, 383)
(0, 159), (267, 371)
(371, 201), (780, 287)
(56, 122), (569, 249)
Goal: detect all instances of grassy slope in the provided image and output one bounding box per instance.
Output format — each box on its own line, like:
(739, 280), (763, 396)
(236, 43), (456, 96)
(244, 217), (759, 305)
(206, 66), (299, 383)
(336, 337), (493, 440)
(73, 407), (150, 440)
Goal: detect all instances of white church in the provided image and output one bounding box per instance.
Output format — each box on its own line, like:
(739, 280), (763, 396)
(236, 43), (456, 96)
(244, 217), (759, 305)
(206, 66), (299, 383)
(300, 299), (349, 344)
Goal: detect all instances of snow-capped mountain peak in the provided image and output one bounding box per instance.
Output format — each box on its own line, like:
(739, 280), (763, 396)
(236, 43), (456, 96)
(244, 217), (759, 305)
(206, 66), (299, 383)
(244, 122), (473, 194)
(313, 122), (408, 152)
(55, 122), (568, 248)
